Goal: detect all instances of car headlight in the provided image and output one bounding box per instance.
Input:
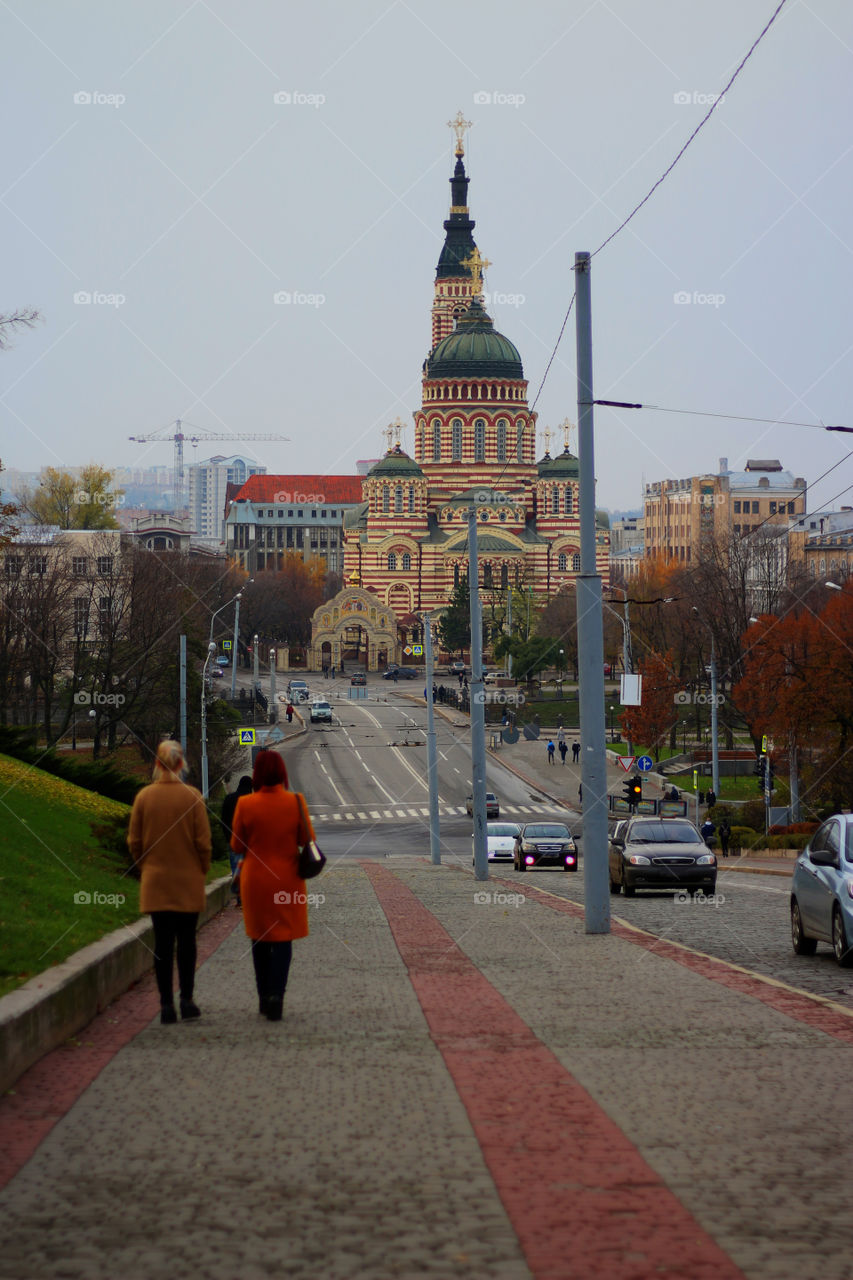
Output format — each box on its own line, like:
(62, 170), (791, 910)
(696, 854), (716, 866)
(522, 843), (536, 853)
(846, 880), (853, 899)
(628, 854), (650, 865)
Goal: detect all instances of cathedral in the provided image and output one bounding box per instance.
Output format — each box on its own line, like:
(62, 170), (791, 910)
(310, 119), (609, 670)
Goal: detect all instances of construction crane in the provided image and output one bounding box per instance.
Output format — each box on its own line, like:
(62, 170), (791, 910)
(128, 419), (289, 512)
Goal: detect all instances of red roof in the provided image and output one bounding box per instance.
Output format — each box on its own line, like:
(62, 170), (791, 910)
(233, 475), (363, 505)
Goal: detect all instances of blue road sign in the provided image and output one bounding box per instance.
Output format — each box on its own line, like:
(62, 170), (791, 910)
(637, 754), (653, 772)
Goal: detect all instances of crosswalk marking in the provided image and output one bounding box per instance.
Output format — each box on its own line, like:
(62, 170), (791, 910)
(313, 801), (570, 825)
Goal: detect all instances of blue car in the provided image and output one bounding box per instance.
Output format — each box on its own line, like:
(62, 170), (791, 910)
(790, 814), (853, 967)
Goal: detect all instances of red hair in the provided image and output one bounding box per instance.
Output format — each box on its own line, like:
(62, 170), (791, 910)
(252, 750), (288, 789)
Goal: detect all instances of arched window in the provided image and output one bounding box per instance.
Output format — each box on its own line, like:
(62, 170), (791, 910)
(394, 486), (403, 514)
(819, 557), (826, 574)
(558, 552), (567, 571)
(452, 419), (463, 461)
(382, 486), (389, 514)
(483, 563), (493, 588)
(496, 419), (507, 462)
(474, 419), (486, 462)
(432, 421), (441, 461)
(454, 563), (460, 587)
(572, 553), (581, 572)
(830, 558), (837, 572)
(552, 488), (560, 515)
(500, 563), (508, 589)
(402, 552), (411, 571)
(387, 552), (397, 571)
(408, 486), (415, 513)
(516, 422), (525, 463)
(564, 487), (574, 515)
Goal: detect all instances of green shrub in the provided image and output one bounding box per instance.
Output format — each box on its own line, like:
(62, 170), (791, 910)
(0, 725), (140, 805)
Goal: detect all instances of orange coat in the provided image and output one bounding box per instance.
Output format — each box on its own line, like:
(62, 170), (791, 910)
(230, 787), (315, 942)
(128, 780), (212, 914)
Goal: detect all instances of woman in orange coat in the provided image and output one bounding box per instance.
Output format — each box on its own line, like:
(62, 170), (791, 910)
(128, 739), (211, 1024)
(230, 750), (316, 1021)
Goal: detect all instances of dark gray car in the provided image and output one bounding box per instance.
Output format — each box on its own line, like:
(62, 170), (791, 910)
(609, 817), (716, 896)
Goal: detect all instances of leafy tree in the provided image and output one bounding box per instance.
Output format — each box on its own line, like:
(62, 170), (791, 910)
(0, 461), (20, 551)
(619, 650), (681, 761)
(511, 636), (557, 681)
(240, 557), (326, 649)
(436, 578), (471, 656)
(18, 465), (122, 529)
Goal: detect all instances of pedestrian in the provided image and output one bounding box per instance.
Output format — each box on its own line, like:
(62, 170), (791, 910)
(706, 788), (717, 810)
(230, 750), (317, 1022)
(718, 817), (731, 858)
(557, 726), (566, 747)
(127, 740), (211, 1025)
(700, 817), (716, 847)
(221, 775), (253, 905)
(578, 782), (583, 805)
(285, 702), (294, 723)
(432, 682), (437, 702)
(393, 669), (398, 683)
(547, 739), (555, 765)
(559, 740), (568, 765)
(668, 784), (680, 801)
(331, 665), (336, 679)
(458, 672), (464, 688)
(572, 741), (580, 763)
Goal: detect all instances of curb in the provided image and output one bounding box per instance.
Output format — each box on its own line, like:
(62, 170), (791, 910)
(0, 876), (232, 1095)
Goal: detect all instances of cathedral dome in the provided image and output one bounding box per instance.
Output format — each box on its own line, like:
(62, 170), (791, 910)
(537, 447), (579, 479)
(426, 298), (524, 380)
(367, 445), (424, 479)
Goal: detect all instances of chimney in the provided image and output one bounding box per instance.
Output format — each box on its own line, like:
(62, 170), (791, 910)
(718, 457), (728, 474)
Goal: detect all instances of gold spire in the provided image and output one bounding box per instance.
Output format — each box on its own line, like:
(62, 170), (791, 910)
(447, 111), (472, 158)
(461, 247), (492, 299)
(558, 418), (575, 451)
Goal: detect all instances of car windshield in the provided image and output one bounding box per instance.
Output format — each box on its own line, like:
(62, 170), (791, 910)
(488, 824), (520, 837)
(629, 821), (702, 844)
(524, 825), (569, 839)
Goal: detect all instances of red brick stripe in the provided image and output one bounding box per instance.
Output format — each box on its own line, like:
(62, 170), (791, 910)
(364, 862), (744, 1280)
(492, 874), (853, 1047)
(0, 908), (241, 1191)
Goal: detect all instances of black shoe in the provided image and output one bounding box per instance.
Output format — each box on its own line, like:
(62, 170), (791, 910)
(264, 998), (283, 1022)
(258, 996), (269, 1016)
(180, 1000), (201, 1020)
(161, 1004), (177, 1025)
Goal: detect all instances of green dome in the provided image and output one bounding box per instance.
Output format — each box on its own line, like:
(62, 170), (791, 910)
(426, 299), (524, 380)
(367, 446), (424, 479)
(537, 447), (579, 479)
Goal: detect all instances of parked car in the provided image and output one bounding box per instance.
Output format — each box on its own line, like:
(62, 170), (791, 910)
(790, 814), (853, 967)
(310, 699), (333, 725)
(608, 817), (716, 896)
(215, 656), (230, 667)
(466, 792), (500, 819)
(450, 660), (467, 674)
(392, 666), (418, 679)
(473, 821), (522, 865)
(287, 679), (309, 703)
(514, 822), (577, 871)
(350, 672), (366, 686)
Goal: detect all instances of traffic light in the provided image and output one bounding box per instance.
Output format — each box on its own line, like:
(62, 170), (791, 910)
(623, 779), (634, 804)
(756, 754), (767, 792)
(631, 777), (643, 804)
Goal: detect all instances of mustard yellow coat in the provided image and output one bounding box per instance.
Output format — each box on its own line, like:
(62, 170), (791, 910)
(128, 780), (212, 914)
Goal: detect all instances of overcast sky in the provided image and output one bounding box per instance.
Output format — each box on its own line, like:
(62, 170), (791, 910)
(2, 0), (852, 513)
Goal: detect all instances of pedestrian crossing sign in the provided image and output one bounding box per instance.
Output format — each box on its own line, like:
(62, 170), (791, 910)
(411, 644), (424, 656)
(222, 640), (232, 650)
(238, 729), (256, 745)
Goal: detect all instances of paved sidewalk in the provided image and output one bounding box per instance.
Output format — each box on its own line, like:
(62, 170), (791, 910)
(2, 858), (851, 1279)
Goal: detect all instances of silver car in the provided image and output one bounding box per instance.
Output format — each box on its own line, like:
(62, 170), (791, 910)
(790, 814), (853, 967)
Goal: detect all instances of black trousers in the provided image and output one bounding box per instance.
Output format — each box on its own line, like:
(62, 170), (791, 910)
(251, 940), (293, 1001)
(151, 911), (199, 1005)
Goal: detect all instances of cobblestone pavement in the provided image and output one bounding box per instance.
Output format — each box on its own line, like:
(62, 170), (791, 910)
(2, 859), (852, 1279)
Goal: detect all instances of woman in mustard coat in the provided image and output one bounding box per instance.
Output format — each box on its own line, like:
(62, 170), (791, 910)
(128, 739), (211, 1024)
(230, 750), (316, 1021)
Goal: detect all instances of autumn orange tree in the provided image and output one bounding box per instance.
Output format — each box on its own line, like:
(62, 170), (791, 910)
(619, 650), (681, 761)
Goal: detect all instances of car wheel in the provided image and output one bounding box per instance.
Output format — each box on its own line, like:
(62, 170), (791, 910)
(791, 900), (817, 956)
(609, 880), (620, 895)
(832, 907), (853, 967)
(622, 882), (636, 897)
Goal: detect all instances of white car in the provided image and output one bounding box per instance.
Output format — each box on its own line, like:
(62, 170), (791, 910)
(287, 680), (309, 703)
(310, 699), (332, 724)
(473, 821), (522, 864)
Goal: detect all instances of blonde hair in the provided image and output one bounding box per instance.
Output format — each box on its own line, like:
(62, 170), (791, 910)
(152, 739), (186, 782)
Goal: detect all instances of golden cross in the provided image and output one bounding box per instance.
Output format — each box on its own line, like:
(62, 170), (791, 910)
(541, 425), (553, 455)
(382, 424), (395, 452)
(447, 111), (473, 157)
(558, 418), (575, 451)
(461, 247), (492, 298)
(390, 416), (405, 447)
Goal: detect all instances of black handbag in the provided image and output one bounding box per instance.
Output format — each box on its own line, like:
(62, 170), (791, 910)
(296, 794), (326, 879)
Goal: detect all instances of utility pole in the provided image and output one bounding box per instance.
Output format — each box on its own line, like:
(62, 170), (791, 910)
(574, 251), (610, 935)
(179, 635), (187, 754)
(230, 594), (243, 701)
(468, 509), (489, 882)
(423, 611), (441, 864)
(506, 590), (513, 678)
(269, 649), (277, 723)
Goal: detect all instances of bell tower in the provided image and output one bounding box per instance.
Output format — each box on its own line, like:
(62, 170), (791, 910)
(431, 112), (478, 349)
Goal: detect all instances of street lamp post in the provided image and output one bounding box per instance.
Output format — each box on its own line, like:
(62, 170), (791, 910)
(200, 641), (218, 798)
(229, 581), (253, 700)
(692, 607), (720, 798)
(609, 704), (614, 744)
